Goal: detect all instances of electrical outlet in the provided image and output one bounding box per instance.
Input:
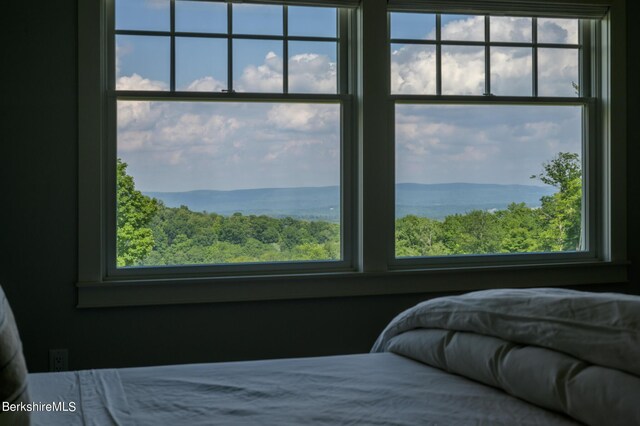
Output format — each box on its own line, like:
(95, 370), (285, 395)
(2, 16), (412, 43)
(49, 349), (69, 372)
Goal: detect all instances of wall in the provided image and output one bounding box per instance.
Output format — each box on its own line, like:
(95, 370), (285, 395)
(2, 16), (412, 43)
(0, 1), (637, 373)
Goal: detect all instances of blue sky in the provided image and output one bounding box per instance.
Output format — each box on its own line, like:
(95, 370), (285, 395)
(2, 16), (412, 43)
(115, 0), (581, 192)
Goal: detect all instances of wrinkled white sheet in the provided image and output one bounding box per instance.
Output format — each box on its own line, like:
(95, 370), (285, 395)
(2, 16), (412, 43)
(29, 353), (579, 425)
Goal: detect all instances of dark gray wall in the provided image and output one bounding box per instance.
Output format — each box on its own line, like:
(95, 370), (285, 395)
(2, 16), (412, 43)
(0, 1), (637, 373)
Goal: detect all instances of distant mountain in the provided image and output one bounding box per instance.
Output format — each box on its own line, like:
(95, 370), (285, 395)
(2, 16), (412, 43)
(396, 183), (555, 220)
(145, 183), (556, 222)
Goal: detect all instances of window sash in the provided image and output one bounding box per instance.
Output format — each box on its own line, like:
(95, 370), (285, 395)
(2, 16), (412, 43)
(388, 15), (598, 265)
(387, 0), (609, 19)
(105, 3), (356, 277)
(390, 15), (587, 98)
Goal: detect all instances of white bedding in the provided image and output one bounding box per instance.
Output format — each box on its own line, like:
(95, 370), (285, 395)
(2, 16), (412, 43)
(29, 353), (579, 425)
(28, 288), (639, 425)
(372, 288), (640, 425)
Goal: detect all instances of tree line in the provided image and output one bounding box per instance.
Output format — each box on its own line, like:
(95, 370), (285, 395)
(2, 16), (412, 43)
(117, 152), (581, 267)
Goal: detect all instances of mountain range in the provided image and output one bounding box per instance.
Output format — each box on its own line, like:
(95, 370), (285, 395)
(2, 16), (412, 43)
(145, 183), (556, 222)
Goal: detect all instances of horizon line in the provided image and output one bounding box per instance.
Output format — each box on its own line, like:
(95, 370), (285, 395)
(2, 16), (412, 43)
(142, 182), (553, 194)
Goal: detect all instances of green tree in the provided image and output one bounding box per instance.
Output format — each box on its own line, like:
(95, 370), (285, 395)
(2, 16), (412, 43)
(495, 202), (543, 253)
(443, 210), (503, 254)
(117, 158), (159, 266)
(531, 152), (582, 251)
(396, 215), (448, 256)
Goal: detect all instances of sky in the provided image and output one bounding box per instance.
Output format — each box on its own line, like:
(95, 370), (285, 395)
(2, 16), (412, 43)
(115, 0), (582, 192)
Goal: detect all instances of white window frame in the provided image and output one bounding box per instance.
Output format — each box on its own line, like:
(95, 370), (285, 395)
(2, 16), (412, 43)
(78, 0), (627, 308)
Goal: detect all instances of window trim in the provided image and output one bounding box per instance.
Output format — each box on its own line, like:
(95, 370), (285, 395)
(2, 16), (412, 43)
(78, 0), (627, 308)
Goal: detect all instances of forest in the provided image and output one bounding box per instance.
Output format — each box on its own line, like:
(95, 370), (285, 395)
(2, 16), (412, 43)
(117, 152), (582, 267)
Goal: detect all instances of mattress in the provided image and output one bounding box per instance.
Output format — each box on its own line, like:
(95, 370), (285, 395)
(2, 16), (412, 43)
(29, 352), (579, 425)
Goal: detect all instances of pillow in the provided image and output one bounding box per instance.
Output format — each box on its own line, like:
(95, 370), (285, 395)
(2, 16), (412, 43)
(0, 285), (30, 426)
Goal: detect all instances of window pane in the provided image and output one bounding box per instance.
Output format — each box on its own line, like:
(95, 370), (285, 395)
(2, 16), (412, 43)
(116, 101), (341, 267)
(233, 40), (283, 93)
(233, 4), (282, 35)
(116, 35), (170, 91)
(537, 18), (579, 44)
(288, 6), (336, 38)
(289, 42), (337, 94)
(395, 104), (583, 257)
(391, 44), (437, 94)
(175, 1), (227, 34)
(490, 16), (532, 42)
(490, 47), (532, 96)
(441, 15), (484, 41)
(176, 38), (227, 92)
(538, 48), (579, 97)
(116, 0), (169, 31)
(441, 46), (484, 95)
(390, 12), (436, 40)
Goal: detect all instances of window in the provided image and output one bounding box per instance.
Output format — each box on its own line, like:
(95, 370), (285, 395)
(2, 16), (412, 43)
(390, 13), (593, 264)
(109, 0), (354, 276)
(78, 0), (627, 307)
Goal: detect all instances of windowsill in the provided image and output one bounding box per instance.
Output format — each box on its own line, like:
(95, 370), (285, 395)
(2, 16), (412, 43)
(77, 260), (629, 308)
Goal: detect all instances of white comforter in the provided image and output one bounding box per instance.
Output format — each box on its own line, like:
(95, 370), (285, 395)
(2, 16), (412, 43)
(372, 288), (640, 426)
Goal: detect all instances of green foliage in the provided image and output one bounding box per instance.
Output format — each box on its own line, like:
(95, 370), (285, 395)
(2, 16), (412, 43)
(531, 152), (582, 251)
(396, 215), (449, 256)
(442, 210), (503, 254)
(116, 153), (582, 266)
(116, 159), (158, 266)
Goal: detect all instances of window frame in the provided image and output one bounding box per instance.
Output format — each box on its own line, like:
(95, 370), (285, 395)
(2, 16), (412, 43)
(77, 0), (628, 308)
(106, 0), (357, 278)
(388, 13), (599, 268)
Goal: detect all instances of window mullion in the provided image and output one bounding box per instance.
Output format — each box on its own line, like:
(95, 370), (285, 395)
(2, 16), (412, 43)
(484, 15), (490, 95)
(283, 6), (289, 94)
(360, 0), (393, 272)
(436, 14), (442, 95)
(532, 17), (538, 97)
(227, 2), (233, 92)
(170, 0), (176, 92)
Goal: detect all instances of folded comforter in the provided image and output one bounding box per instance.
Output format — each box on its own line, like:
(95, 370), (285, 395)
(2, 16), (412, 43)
(372, 288), (640, 426)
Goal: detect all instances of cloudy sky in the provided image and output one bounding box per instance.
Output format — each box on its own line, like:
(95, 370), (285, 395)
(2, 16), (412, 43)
(116, 0), (582, 192)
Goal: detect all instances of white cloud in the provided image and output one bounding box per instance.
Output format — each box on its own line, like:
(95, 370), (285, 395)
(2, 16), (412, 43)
(392, 16), (579, 97)
(118, 130), (154, 152)
(490, 47), (532, 95)
(116, 73), (167, 91)
(441, 46), (485, 95)
(236, 51), (283, 92)
(115, 19), (583, 191)
(160, 113), (237, 145)
(441, 15), (485, 41)
(395, 105), (582, 185)
(267, 103), (338, 132)
(538, 18), (578, 44)
(391, 45), (437, 94)
(538, 49), (579, 96)
(186, 76), (226, 92)
(289, 53), (337, 93)
(490, 17), (532, 42)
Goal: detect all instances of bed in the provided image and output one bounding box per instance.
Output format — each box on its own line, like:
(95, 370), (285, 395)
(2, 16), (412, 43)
(3, 287), (640, 425)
